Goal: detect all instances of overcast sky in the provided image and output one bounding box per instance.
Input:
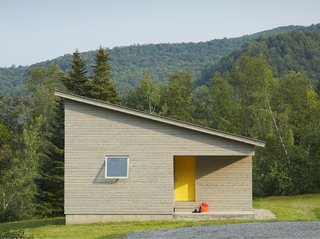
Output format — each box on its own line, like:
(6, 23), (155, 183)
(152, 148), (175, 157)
(1, 0), (320, 67)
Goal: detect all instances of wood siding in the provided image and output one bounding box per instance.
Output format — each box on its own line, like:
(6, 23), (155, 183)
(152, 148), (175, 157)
(195, 156), (252, 211)
(65, 100), (254, 215)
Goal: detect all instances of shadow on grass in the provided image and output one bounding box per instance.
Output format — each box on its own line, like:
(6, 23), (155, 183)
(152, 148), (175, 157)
(312, 208), (320, 220)
(0, 217), (65, 231)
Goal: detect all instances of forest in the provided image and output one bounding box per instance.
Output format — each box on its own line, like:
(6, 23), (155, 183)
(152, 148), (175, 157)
(0, 24), (303, 96)
(1, 24), (320, 222)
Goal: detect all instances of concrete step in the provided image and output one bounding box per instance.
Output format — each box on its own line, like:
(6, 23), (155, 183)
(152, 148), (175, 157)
(174, 201), (198, 213)
(174, 211), (255, 220)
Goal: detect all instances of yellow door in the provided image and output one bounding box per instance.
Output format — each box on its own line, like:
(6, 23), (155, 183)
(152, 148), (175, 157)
(174, 156), (195, 201)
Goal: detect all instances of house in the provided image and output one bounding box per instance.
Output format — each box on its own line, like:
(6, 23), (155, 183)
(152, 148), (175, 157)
(55, 91), (265, 224)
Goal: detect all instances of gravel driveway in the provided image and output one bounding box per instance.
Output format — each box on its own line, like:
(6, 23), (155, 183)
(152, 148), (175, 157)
(126, 222), (320, 239)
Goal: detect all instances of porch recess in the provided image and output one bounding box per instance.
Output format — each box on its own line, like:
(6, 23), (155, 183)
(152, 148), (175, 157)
(174, 155), (253, 213)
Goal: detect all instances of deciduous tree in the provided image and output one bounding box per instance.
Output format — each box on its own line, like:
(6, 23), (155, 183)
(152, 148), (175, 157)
(162, 70), (194, 121)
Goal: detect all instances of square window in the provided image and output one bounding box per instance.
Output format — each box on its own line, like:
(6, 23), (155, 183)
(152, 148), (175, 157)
(105, 156), (129, 178)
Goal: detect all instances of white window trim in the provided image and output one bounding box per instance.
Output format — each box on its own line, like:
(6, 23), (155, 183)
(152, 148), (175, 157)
(105, 155), (129, 179)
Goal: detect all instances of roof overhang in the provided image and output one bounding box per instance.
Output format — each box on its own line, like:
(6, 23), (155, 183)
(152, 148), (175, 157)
(55, 90), (266, 148)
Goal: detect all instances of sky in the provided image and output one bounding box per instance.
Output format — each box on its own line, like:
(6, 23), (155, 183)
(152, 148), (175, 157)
(1, 0), (320, 67)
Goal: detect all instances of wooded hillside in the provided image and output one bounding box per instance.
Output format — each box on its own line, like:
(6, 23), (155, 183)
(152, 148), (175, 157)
(0, 25), (302, 96)
(198, 24), (320, 87)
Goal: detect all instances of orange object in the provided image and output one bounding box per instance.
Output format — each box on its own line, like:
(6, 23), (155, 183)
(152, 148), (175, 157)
(199, 203), (209, 212)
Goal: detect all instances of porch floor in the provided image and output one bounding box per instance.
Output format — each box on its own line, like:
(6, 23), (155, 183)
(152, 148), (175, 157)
(173, 211), (255, 220)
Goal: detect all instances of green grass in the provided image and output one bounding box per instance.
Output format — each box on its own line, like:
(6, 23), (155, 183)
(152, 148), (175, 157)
(254, 193), (320, 221)
(0, 219), (256, 239)
(0, 194), (319, 239)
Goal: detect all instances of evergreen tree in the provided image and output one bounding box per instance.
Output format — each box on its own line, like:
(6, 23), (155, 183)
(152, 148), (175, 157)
(25, 65), (65, 217)
(63, 50), (88, 96)
(36, 99), (64, 217)
(90, 47), (119, 103)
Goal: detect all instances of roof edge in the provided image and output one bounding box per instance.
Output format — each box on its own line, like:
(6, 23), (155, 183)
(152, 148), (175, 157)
(54, 90), (266, 147)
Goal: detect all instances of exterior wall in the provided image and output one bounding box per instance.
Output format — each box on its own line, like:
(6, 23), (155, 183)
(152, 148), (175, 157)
(196, 156), (252, 211)
(64, 100), (255, 217)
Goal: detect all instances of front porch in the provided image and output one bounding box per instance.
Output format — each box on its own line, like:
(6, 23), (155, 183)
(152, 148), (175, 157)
(173, 211), (255, 220)
(173, 155), (253, 214)
(173, 201), (256, 220)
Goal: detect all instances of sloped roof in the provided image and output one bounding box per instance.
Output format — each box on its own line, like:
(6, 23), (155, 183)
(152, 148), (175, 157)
(55, 91), (266, 147)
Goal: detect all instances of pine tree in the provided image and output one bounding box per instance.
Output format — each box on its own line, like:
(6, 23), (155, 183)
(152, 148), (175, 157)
(90, 47), (119, 103)
(36, 99), (64, 217)
(24, 65), (66, 217)
(63, 50), (88, 96)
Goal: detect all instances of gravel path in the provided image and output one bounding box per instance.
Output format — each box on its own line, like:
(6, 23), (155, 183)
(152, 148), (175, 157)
(126, 222), (320, 239)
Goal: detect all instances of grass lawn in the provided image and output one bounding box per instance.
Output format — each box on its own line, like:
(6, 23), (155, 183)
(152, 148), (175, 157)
(253, 193), (320, 221)
(0, 194), (319, 239)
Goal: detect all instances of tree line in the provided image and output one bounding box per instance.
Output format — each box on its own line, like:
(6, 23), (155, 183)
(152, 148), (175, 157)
(1, 47), (320, 222)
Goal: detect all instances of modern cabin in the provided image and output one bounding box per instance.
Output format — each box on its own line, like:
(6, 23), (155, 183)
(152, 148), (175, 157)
(55, 91), (265, 224)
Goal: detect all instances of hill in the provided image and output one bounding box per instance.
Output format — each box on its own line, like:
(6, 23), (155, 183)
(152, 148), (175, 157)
(198, 24), (320, 86)
(0, 25), (303, 96)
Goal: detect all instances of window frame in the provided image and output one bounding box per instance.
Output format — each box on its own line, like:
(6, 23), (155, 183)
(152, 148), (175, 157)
(105, 155), (129, 179)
